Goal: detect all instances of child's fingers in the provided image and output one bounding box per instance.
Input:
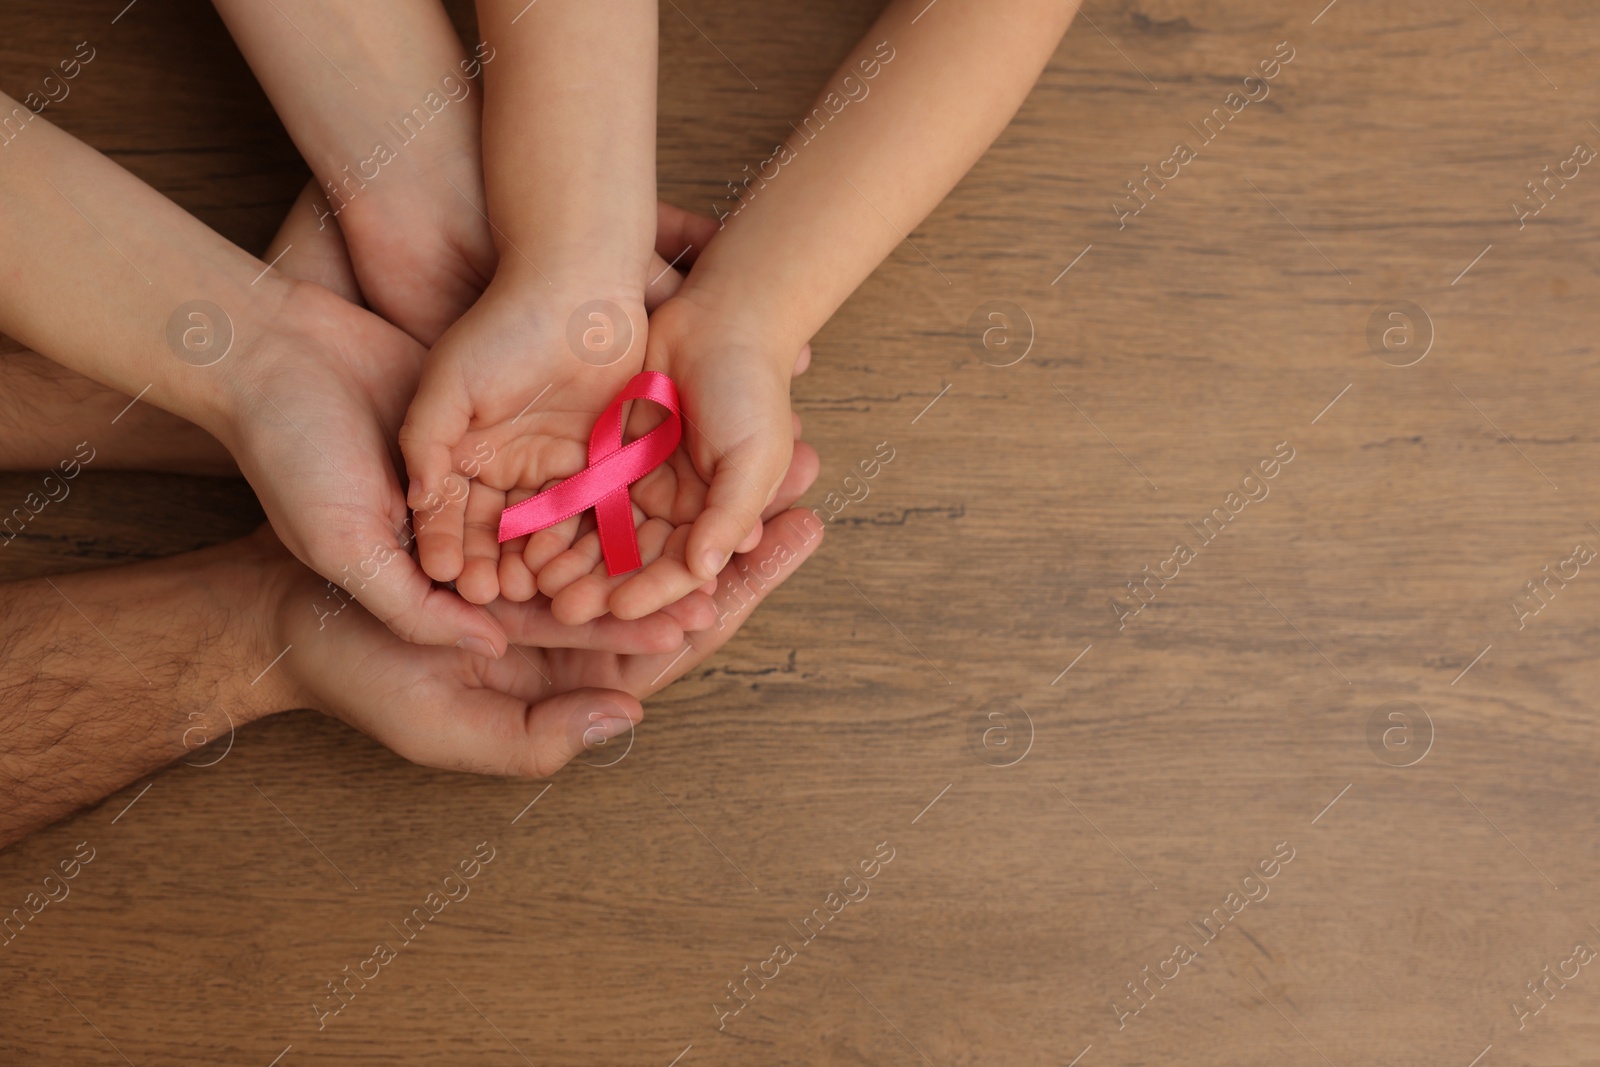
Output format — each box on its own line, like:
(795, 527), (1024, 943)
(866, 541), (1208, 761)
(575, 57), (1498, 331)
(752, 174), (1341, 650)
(498, 533), (537, 601)
(523, 513), (587, 578)
(519, 474), (591, 583)
(793, 343), (812, 377)
(413, 472), (471, 584)
(610, 556), (708, 622)
(399, 378), (475, 583)
(622, 508), (825, 698)
(685, 436), (794, 583)
(398, 382), (472, 518)
(495, 487), (537, 602)
(537, 525), (606, 602)
(611, 440), (817, 621)
(608, 523), (707, 621)
(456, 481), (509, 605)
(551, 518), (681, 626)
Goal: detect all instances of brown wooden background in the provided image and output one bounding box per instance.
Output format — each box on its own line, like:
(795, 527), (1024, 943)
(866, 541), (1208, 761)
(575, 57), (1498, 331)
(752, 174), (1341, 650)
(6, 0), (1600, 1063)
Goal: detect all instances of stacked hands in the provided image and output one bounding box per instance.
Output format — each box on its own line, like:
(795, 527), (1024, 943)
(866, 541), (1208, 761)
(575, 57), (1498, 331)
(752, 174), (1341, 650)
(0, 0), (1077, 829)
(188, 0), (852, 783)
(399, 208), (810, 633)
(207, 185), (821, 779)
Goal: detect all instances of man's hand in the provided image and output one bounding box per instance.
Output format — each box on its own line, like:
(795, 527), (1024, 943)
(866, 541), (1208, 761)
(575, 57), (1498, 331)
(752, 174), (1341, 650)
(271, 507), (824, 778)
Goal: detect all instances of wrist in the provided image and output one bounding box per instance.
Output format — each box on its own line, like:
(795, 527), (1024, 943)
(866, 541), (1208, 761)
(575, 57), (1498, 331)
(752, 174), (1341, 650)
(176, 531), (309, 738)
(196, 276), (329, 451)
(161, 270), (303, 451)
(242, 531), (320, 717)
(483, 262), (649, 330)
(491, 238), (655, 302)
(660, 281), (807, 376)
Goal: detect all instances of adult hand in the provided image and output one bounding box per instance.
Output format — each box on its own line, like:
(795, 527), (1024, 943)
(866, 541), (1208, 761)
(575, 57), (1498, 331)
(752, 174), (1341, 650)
(270, 506), (824, 777)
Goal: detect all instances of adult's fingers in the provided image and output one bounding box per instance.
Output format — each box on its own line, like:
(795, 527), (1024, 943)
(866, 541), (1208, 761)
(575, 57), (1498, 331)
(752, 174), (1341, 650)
(347, 681), (639, 780)
(655, 201), (719, 267)
(484, 592), (688, 654)
(325, 529), (507, 657)
(625, 507), (825, 697)
(510, 688), (643, 778)
(643, 253), (685, 311)
(267, 181), (363, 304)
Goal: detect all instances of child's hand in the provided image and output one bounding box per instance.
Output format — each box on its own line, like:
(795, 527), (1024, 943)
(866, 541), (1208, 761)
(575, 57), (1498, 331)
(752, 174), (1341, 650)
(531, 293), (811, 623)
(399, 271), (647, 606)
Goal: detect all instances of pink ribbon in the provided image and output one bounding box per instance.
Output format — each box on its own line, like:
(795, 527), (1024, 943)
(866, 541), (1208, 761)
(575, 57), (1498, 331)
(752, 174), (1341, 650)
(496, 371), (681, 577)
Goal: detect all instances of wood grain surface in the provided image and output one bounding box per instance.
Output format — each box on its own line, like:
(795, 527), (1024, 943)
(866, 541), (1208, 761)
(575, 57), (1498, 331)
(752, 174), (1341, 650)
(5, 0), (1600, 1064)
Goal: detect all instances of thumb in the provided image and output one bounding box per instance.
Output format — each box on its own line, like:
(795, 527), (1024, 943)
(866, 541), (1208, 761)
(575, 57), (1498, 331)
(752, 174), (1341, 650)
(518, 689), (644, 778)
(655, 200), (719, 265)
(339, 685), (639, 779)
(685, 433), (793, 582)
(348, 543), (508, 656)
(398, 370), (473, 514)
(644, 251), (684, 311)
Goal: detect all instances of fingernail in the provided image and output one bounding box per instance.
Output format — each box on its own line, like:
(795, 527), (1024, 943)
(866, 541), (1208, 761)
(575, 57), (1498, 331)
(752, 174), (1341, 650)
(702, 549), (732, 577)
(456, 636), (497, 658)
(584, 715), (635, 747)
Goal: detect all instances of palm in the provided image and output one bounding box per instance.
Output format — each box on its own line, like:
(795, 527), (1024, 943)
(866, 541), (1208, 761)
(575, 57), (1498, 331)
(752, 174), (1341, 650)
(277, 508), (825, 779)
(232, 282), (501, 650)
(532, 295), (802, 624)
(403, 287), (649, 604)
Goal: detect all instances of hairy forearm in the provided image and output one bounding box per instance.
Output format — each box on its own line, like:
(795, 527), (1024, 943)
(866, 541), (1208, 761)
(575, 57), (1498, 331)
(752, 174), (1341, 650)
(0, 540), (297, 846)
(0, 348), (234, 476)
(0, 94), (294, 441)
(477, 0), (657, 284)
(685, 0), (1078, 348)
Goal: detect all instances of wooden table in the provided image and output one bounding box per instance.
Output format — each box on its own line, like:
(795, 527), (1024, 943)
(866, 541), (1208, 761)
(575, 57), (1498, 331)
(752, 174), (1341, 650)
(5, 0), (1600, 1062)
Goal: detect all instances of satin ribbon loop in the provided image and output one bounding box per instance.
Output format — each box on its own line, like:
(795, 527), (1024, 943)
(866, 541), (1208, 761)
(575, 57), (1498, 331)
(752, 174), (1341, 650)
(496, 371), (681, 576)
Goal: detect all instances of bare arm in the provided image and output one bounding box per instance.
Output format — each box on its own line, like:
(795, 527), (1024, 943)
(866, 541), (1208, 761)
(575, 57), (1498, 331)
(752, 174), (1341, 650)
(683, 0), (1080, 352)
(397, 0), (660, 604)
(0, 96), (509, 654)
(0, 182), (357, 479)
(0, 536), (297, 846)
(0, 90), (293, 440)
(209, 0), (496, 344)
(591, 0), (1078, 620)
(476, 0), (657, 289)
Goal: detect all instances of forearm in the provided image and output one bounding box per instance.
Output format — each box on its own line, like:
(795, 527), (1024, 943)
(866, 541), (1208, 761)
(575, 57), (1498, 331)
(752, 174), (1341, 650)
(684, 0), (1078, 349)
(0, 348), (233, 475)
(0, 95), (293, 441)
(0, 539), (297, 846)
(477, 0), (657, 286)
(210, 0), (485, 220)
